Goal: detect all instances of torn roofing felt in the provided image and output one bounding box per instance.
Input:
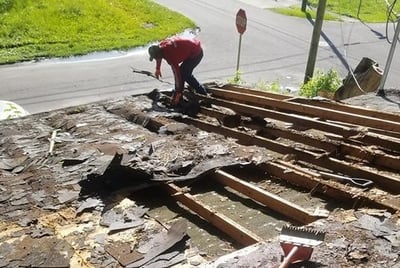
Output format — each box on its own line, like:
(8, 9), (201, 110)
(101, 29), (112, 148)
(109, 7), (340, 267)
(0, 94), (274, 219)
(0, 93), (274, 267)
(2, 87), (400, 267)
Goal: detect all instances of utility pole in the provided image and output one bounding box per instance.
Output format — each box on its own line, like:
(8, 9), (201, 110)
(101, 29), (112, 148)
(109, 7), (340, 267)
(303, 0), (327, 84)
(376, 17), (400, 96)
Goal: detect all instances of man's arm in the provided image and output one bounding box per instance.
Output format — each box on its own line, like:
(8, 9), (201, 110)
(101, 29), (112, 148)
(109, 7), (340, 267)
(170, 63), (183, 93)
(155, 58), (162, 78)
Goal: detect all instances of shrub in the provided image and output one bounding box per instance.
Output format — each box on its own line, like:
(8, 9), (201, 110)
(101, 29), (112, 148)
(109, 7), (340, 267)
(300, 69), (342, 98)
(254, 79), (281, 92)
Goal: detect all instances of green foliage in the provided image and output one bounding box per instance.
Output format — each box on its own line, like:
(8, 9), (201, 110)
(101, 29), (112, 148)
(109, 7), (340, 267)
(228, 75), (283, 93)
(228, 70), (245, 85)
(271, 6), (340, 21)
(66, 106), (86, 114)
(254, 79), (281, 92)
(299, 69), (342, 98)
(0, 0), (195, 64)
(308, 0), (399, 22)
(0, 1), (10, 13)
(0, 0), (13, 13)
(271, 0), (399, 23)
(3, 102), (23, 119)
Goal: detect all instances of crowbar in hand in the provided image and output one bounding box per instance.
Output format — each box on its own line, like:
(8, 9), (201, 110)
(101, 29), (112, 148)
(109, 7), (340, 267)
(130, 66), (172, 85)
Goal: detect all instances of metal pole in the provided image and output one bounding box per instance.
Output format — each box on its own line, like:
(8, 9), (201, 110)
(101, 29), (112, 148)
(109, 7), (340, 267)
(235, 34), (243, 81)
(377, 17), (400, 95)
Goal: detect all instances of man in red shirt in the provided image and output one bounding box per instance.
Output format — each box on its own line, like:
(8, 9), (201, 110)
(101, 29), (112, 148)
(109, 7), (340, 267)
(148, 37), (208, 105)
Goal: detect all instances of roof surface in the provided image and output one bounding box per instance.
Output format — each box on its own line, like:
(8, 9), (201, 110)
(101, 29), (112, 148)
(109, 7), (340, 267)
(1, 88), (399, 267)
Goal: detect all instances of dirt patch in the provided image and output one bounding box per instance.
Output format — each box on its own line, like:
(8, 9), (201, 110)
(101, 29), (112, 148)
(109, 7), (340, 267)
(342, 89), (400, 113)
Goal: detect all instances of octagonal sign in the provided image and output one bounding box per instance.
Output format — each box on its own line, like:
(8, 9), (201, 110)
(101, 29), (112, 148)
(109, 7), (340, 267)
(236, 9), (247, 34)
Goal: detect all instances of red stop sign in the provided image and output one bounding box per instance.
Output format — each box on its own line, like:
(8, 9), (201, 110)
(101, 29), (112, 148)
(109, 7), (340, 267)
(236, 9), (247, 34)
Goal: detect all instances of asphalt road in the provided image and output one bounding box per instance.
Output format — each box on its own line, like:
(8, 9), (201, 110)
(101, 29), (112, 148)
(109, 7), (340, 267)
(1, 0), (399, 114)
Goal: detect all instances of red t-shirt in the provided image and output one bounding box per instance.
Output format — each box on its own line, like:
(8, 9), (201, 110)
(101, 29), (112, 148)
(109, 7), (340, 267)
(155, 37), (202, 92)
(158, 37), (202, 66)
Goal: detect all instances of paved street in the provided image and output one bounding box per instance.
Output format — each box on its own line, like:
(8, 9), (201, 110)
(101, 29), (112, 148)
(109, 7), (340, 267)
(1, 0), (399, 114)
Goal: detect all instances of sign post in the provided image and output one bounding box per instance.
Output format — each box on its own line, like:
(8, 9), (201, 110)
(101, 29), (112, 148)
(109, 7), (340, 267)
(235, 9), (247, 82)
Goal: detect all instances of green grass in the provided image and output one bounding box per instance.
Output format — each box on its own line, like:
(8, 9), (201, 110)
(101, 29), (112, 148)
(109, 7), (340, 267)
(0, 0), (195, 64)
(272, 6), (340, 20)
(311, 0), (399, 22)
(271, 0), (399, 22)
(2, 0), (398, 65)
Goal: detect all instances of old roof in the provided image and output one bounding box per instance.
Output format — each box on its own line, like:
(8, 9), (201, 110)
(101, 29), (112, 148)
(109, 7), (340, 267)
(0, 85), (399, 267)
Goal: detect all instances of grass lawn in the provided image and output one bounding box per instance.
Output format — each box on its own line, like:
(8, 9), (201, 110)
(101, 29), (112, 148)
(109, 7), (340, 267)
(0, 0), (195, 64)
(1, 0), (399, 65)
(272, 0), (399, 22)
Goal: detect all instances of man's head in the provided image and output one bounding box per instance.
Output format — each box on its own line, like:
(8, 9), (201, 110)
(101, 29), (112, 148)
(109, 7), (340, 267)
(148, 45), (162, 61)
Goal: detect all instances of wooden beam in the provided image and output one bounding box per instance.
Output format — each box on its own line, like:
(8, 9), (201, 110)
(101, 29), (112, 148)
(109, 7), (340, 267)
(200, 95), (354, 136)
(207, 84), (400, 128)
(240, 116), (400, 172)
(200, 106), (400, 173)
(164, 183), (262, 246)
(209, 87), (400, 133)
(258, 161), (400, 213)
(212, 170), (319, 224)
(196, 95), (400, 152)
(287, 97), (400, 123)
(178, 117), (400, 193)
(207, 83), (290, 100)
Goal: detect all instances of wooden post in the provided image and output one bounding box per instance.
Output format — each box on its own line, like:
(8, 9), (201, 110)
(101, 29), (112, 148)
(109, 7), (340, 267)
(334, 57), (383, 100)
(304, 0), (327, 84)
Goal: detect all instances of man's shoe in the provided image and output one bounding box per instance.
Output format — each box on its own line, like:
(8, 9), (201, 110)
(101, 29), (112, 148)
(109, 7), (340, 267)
(196, 85), (208, 95)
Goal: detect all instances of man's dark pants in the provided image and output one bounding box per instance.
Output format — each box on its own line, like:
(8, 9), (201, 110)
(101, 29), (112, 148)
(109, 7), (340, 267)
(180, 50), (207, 95)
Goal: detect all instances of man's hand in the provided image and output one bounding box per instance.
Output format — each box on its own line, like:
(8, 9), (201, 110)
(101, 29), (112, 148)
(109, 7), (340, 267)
(155, 69), (162, 79)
